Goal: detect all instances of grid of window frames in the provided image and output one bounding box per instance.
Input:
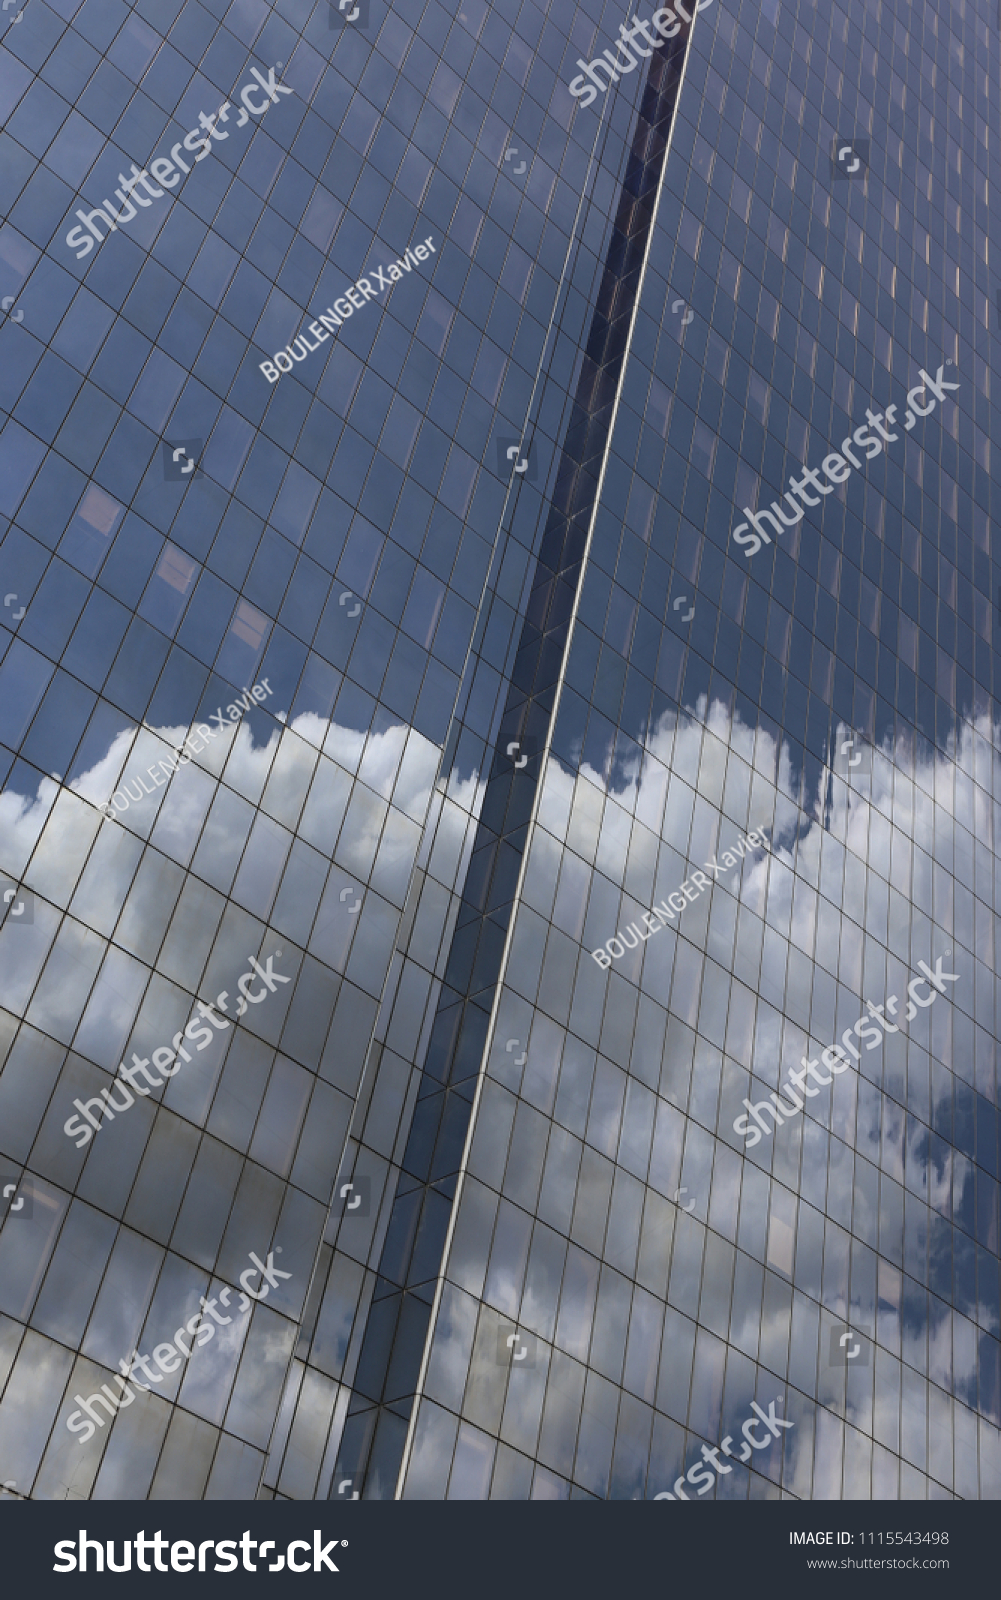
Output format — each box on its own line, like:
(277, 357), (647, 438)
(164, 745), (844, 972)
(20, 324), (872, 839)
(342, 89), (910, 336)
(0, 0), (652, 1499)
(0, 0), (997, 1506)
(393, 0), (1001, 1501)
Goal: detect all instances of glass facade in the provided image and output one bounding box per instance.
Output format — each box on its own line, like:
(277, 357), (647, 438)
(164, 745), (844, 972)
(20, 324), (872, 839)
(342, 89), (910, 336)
(0, 0), (997, 1505)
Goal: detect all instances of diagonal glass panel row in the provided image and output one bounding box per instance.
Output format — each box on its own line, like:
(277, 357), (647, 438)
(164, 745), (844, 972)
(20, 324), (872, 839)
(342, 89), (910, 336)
(332, 18), (698, 1500)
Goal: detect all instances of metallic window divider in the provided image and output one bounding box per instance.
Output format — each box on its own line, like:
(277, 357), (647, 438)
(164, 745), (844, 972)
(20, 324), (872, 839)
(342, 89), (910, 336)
(329, 16), (700, 1501)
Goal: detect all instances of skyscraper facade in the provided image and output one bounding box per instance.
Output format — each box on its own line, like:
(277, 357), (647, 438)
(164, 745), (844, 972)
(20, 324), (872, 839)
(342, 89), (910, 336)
(0, 0), (997, 1506)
